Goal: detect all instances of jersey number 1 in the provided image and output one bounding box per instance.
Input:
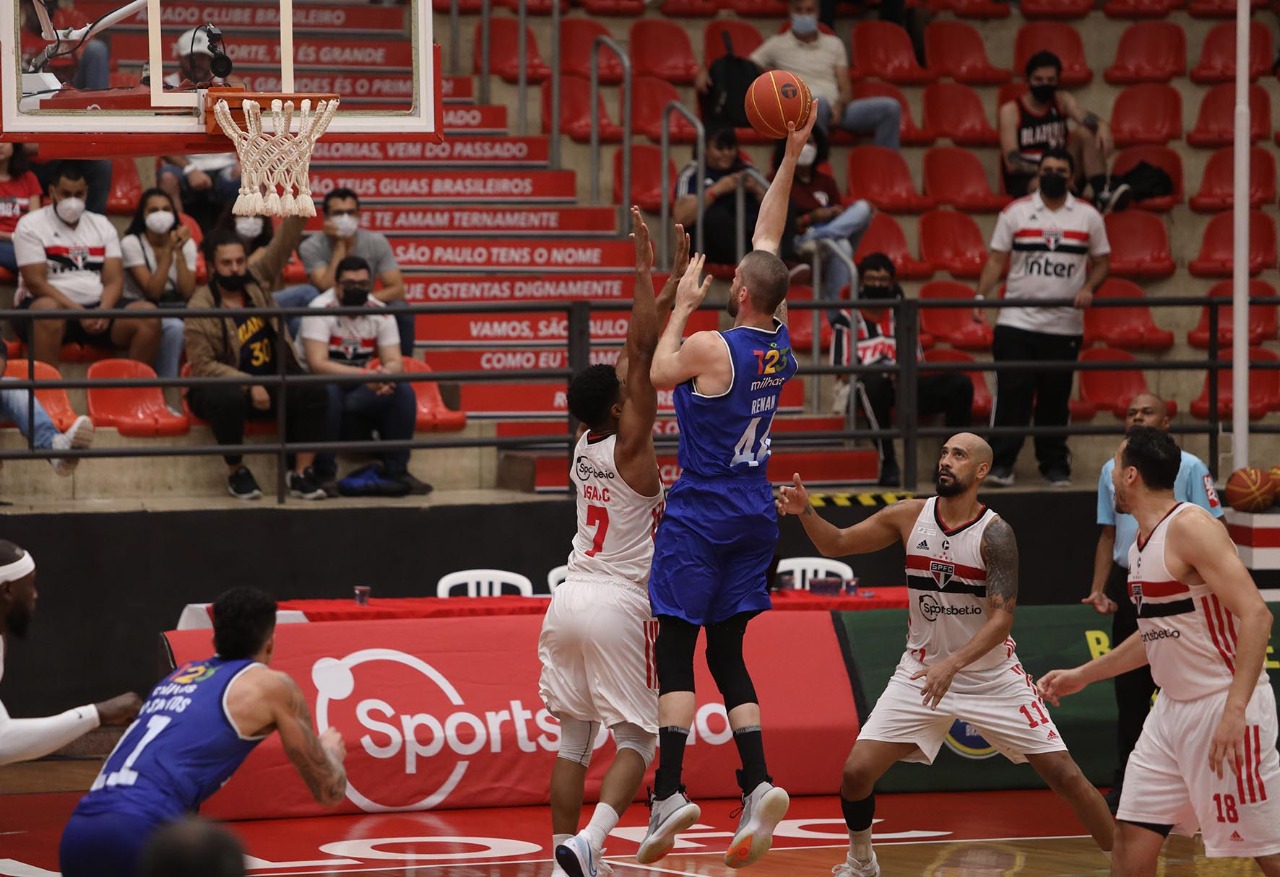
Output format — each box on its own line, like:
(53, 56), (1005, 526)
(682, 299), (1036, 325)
(91, 714), (171, 790)
(585, 504), (610, 556)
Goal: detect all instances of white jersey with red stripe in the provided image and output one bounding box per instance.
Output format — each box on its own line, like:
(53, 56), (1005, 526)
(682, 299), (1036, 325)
(567, 431), (664, 589)
(904, 498), (1013, 672)
(1127, 502), (1268, 701)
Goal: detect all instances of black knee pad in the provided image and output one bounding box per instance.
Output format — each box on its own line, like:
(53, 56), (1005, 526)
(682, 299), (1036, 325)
(655, 615), (699, 695)
(705, 614), (758, 711)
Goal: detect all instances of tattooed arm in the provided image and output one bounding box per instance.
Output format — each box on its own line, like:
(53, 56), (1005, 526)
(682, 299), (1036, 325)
(271, 672), (348, 806)
(911, 516), (1020, 709)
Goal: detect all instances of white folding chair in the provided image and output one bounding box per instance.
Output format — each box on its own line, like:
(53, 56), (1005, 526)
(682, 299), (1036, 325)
(546, 564), (569, 591)
(775, 556), (855, 590)
(436, 569), (534, 598)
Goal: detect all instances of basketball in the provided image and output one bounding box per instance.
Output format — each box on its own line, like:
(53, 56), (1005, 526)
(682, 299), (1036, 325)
(1224, 466), (1276, 512)
(1269, 465), (1280, 493)
(744, 71), (813, 140)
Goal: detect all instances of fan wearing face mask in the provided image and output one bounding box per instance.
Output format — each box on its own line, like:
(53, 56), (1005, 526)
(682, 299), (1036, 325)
(120, 188), (197, 379)
(997, 51), (1130, 214)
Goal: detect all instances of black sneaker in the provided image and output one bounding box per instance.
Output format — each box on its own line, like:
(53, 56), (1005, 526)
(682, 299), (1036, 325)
(287, 468), (328, 500)
(228, 466), (262, 500)
(393, 472), (434, 495)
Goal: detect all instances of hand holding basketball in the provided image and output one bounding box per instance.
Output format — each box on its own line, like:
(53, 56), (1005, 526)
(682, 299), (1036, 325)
(745, 71), (813, 140)
(1224, 467), (1275, 512)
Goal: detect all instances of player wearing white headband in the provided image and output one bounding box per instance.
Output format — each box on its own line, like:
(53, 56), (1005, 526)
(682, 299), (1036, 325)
(0, 540), (140, 765)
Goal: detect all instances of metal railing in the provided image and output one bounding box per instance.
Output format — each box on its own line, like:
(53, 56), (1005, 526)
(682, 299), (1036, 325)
(659, 103), (704, 267)
(589, 34), (632, 224)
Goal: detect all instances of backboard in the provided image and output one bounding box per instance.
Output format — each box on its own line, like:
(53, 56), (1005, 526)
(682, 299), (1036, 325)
(1, 0), (440, 157)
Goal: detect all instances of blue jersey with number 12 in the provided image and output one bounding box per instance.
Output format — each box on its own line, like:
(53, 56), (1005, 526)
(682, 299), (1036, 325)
(673, 321), (796, 480)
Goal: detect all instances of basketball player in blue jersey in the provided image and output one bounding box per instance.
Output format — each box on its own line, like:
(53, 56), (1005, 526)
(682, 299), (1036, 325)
(59, 587), (348, 877)
(639, 112), (815, 870)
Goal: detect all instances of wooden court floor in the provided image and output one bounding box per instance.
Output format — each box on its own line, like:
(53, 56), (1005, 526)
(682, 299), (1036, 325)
(0, 760), (1269, 876)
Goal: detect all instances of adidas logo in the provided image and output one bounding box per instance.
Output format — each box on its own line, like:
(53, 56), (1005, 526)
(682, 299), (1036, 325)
(916, 540), (930, 550)
(1230, 831), (1245, 842)
(1046, 730), (1059, 740)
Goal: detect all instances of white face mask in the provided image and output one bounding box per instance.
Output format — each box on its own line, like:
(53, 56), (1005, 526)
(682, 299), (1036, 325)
(54, 197), (86, 225)
(235, 216), (264, 239)
(145, 210), (175, 235)
(798, 143), (818, 166)
(331, 214), (360, 237)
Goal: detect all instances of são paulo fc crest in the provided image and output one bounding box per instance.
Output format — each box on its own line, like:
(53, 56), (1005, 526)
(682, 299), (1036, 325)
(1043, 228), (1063, 251)
(1131, 582), (1144, 616)
(930, 560), (955, 589)
(943, 720), (997, 760)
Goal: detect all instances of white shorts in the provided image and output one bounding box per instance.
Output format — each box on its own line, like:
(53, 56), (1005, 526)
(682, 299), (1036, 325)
(1117, 683), (1280, 858)
(538, 575), (659, 734)
(857, 652), (1068, 765)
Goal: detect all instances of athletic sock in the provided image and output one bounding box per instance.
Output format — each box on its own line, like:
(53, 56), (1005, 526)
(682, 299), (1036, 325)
(654, 726), (689, 799)
(584, 803), (620, 851)
(733, 725), (769, 792)
(841, 792), (876, 861)
(553, 832), (571, 849)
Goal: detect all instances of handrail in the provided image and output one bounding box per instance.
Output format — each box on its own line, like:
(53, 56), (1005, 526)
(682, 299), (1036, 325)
(516, 0), (528, 135)
(549, 0), (562, 168)
(589, 34), (632, 223)
(478, 0), (491, 104)
(809, 238), (858, 413)
(448, 0), (461, 75)
(659, 103), (704, 267)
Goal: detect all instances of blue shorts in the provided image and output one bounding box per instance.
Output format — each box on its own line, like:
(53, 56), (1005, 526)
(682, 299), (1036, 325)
(60, 810), (156, 877)
(649, 475), (776, 625)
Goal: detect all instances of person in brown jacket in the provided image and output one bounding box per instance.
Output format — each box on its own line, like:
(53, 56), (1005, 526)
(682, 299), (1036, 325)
(184, 216), (328, 500)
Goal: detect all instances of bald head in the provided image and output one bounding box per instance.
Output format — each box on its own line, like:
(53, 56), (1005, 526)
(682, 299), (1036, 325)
(1125, 393), (1169, 430)
(948, 432), (993, 467)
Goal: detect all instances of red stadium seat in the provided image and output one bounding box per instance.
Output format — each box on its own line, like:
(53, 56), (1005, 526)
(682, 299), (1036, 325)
(560, 19), (622, 84)
(614, 145), (675, 213)
(1104, 0), (1177, 16)
(1110, 146), (1184, 211)
(1014, 23), (1092, 87)
(633, 77), (697, 143)
(106, 158), (143, 216)
(543, 76), (622, 143)
(1104, 212), (1176, 280)
(474, 19), (550, 84)
(581, 0), (645, 14)
(400, 358), (468, 431)
(661, 0), (719, 16)
(0, 361), (79, 432)
(919, 281), (993, 349)
(1078, 348), (1175, 418)
(1105, 22), (1187, 84)
(1020, 0), (1092, 19)
(853, 213), (933, 280)
(1190, 347), (1280, 420)
(923, 21), (1012, 85)
(921, 349), (992, 419)
(922, 82), (999, 147)
(785, 285), (834, 353)
(919, 211), (988, 279)
(722, 0), (788, 15)
(629, 20), (700, 84)
(1187, 280), (1277, 350)
(1190, 147), (1276, 212)
(1188, 210), (1278, 278)
(846, 146), (934, 212)
(1187, 83), (1270, 148)
(703, 20), (764, 65)
(1188, 0), (1266, 18)
(850, 82), (935, 146)
(923, 147), (1008, 212)
(86, 359), (189, 437)
(1190, 21), (1272, 84)
(941, 0), (1011, 20)
(1083, 279), (1176, 351)
(850, 21), (936, 84)
(1110, 84), (1182, 146)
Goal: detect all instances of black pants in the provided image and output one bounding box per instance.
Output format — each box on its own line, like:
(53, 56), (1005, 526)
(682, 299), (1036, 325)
(991, 325), (1081, 475)
(861, 372), (973, 464)
(187, 382), (327, 467)
(1105, 560), (1157, 785)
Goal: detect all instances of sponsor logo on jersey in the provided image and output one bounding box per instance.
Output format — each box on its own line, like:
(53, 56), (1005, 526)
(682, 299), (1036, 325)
(575, 456), (615, 482)
(943, 719), (997, 760)
(916, 539), (929, 551)
(930, 560), (955, 589)
(916, 526), (936, 536)
(1139, 627), (1181, 642)
(1230, 831), (1245, 842)
(918, 593), (983, 622)
(1046, 729), (1059, 741)
(170, 661), (219, 685)
(941, 539), (950, 551)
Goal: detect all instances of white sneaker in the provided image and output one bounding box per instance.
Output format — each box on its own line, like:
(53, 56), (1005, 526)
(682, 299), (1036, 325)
(723, 781), (790, 868)
(555, 833), (612, 877)
(833, 851), (880, 877)
(637, 788), (701, 865)
(985, 467), (1015, 487)
(50, 415), (94, 477)
(830, 380), (851, 416)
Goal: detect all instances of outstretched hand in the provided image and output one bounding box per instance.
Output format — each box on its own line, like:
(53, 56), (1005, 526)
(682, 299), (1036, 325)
(775, 472), (810, 517)
(676, 253), (712, 311)
(782, 110), (819, 164)
(660, 224), (691, 309)
(1036, 668), (1086, 707)
(630, 206), (653, 274)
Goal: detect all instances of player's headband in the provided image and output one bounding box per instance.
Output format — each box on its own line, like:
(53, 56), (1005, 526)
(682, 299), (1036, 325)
(0, 552), (35, 584)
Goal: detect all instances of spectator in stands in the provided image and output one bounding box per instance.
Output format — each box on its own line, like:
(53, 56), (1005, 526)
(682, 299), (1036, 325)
(120, 189), (196, 378)
(0, 143), (41, 276)
(674, 128), (765, 266)
(974, 148), (1110, 488)
(999, 51), (1130, 214)
(13, 161), (161, 368)
(835, 253), (972, 486)
(0, 343), (96, 477)
(298, 189), (413, 355)
(184, 223), (329, 501)
(210, 204), (319, 338)
(141, 818), (246, 877)
(297, 256), (429, 496)
(745, 0), (901, 146)
(18, 0), (109, 92)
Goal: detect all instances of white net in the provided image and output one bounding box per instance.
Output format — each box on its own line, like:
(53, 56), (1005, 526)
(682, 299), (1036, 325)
(213, 97), (340, 218)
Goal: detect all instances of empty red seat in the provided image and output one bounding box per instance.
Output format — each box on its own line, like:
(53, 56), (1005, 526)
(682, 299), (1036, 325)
(474, 19), (550, 84)
(922, 82), (999, 146)
(919, 211), (988, 279)
(1083, 278), (1175, 351)
(703, 20), (764, 65)
(1190, 21), (1272, 84)
(1191, 347), (1279, 420)
(1020, 0), (1092, 19)
(1078, 348), (1174, 418)
(1105, 22), (1186, 84)
(1110, 84), (1182, 146)
(661, 0), (719, 16)
(543, 76), (622, 143)
(722, 0), (788, 15)
(785, 285), (834, 353)
(1188, 210), (1278, 277)
(615, 145), (675, 213)
(923, 147), (1008, 211)
(494, 0), (570, 13)
(846, 146), (934, 212)
(400, 358), (467, 431)
(1104, 212), (1176, 279)
(629, 20), (699, 84)
(941, 0), (1011, 19)
(1190, 147), (1276, 212)
(86, 359), (189, 437)
(922, 349), (993, 419)
(581, 0), (645, 14)
(1110, 146), (1184, 211)
(560, 19), (622, 84)
(1014, 23), (1092, 87)
(1187, 279), (1277, 350)
(106, 158), (142, 216)
(923, 21), (1012, 84)
(919, 281), (994, 349)
(633, 77), (697, 143)
(1104, 0), (1177, 16)
(850, 82), (935, 146)
(1189, 0), (1266, 18)
(853, 213), (933, 280)
(0, 361), (79, 432)
(850, 21), (936, 84)
(1188, 84), (1270, 148)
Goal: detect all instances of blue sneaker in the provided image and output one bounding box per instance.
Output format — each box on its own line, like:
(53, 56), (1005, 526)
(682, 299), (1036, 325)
(555, 833), (612, 877)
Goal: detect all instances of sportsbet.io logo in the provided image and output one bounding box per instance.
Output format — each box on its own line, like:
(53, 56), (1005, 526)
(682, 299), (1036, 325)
(943, 720), (998, 760)
(918, 593), (983, 623)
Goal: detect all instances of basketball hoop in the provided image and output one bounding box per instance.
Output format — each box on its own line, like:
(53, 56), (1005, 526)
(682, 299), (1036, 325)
(212, 93), (339, 218)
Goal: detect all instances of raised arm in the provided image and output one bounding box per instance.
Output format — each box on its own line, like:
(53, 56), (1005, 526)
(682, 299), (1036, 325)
(270, 673), (347, 806)
(752, 112), (817, 255)
(650, 253), (722, 389)
(614, 207), (663, 496)
(776, 475), (917, 557)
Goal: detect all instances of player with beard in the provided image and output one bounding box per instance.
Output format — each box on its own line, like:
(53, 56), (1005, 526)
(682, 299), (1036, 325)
(777, 433), (1113, 876)
(0, 540), (140, 765)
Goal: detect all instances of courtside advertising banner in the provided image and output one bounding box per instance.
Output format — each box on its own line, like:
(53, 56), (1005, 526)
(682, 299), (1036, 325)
(164, 611), (858, 820)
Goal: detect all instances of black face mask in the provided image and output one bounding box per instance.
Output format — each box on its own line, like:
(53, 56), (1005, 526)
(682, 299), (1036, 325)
(1029, 83), (1057, 105)
(861, 283), (899, 300)
(340, 284), (371, 307)
(215, 271), (250, 292)
(1039, 172), (1069, 199)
